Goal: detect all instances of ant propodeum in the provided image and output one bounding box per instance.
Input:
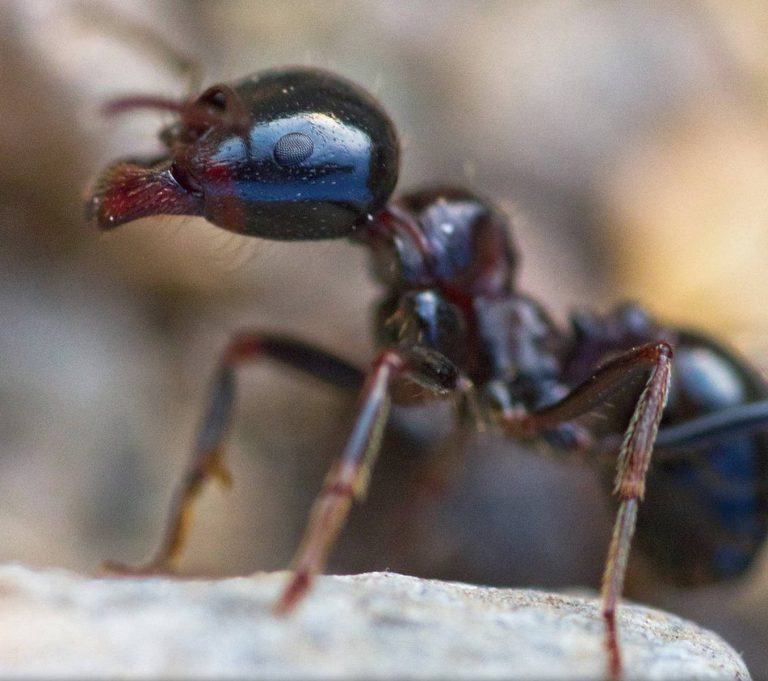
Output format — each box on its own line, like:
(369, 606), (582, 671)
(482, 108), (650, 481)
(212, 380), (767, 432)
(87, 66), (768, 679)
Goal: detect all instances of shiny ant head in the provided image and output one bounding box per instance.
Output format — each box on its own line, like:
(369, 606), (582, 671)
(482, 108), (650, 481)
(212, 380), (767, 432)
(87, 67), (400, 240)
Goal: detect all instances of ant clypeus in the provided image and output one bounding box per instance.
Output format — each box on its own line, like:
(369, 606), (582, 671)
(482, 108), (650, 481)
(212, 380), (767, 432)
(87, 66), (767, 679)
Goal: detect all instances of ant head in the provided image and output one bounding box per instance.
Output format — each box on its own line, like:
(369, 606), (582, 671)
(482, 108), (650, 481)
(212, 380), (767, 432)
(87, 68), (400, 240)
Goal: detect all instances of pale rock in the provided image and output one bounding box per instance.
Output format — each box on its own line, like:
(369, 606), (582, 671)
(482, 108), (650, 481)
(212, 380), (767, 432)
(0, 564), (750, 679)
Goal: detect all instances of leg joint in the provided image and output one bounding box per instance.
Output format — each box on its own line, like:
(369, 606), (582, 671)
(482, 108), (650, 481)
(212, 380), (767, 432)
(225, 333), (264, 365)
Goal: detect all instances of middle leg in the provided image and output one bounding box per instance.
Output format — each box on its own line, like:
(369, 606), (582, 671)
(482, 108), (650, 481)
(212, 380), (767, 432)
(275, 343), (474, 613)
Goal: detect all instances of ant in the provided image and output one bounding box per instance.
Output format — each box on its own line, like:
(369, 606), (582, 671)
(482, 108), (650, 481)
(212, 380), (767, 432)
(87, 66), (768, 679)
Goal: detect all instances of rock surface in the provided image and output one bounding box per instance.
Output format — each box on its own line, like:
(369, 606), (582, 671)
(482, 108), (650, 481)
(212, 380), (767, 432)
(0, 564), (750, 679)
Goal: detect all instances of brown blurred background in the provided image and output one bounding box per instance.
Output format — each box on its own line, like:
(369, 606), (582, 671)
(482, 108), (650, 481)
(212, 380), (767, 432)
(1, 0), (767, 675)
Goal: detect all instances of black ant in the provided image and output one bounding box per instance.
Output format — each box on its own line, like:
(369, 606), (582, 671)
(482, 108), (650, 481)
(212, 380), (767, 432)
(87, 66), (768, 679)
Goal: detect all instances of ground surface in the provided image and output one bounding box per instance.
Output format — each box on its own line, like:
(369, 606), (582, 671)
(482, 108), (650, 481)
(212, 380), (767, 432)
(0, 564), (750, 679)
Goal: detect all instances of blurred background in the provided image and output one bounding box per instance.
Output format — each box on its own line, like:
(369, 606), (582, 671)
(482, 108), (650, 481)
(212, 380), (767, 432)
(1, 0), (768, 674)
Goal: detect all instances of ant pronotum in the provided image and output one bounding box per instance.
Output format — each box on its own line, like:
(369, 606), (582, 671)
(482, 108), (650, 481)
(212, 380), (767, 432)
(86, 63), (768, 679)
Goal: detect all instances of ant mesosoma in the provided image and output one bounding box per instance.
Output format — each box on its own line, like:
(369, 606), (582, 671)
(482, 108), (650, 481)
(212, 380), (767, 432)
(87, 66), (767, 679)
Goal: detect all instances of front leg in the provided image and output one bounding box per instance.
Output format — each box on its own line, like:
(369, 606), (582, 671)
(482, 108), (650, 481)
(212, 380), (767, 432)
(275, 344), (472, 613)
(102, 333), (365, 576)
(502, 342), (673, 681)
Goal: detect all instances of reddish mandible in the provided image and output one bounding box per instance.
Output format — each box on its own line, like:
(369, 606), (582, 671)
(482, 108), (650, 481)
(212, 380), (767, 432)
(88, 66), (768, 680)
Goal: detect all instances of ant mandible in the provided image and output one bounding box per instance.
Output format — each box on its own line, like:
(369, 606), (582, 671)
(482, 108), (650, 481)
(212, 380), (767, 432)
(87, 66), (768, 680)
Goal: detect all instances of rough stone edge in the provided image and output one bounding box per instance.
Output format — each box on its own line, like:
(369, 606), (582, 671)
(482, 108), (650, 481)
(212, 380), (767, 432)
(0, 564), (751, 680)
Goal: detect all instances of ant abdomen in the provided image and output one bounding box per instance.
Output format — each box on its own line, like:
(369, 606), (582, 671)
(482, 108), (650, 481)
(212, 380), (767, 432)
(638, 330), (768, 585)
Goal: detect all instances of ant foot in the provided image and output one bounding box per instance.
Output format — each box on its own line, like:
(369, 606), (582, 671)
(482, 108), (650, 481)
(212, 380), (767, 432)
(98, 559), (177, 578)
(273, 570), (312, 616)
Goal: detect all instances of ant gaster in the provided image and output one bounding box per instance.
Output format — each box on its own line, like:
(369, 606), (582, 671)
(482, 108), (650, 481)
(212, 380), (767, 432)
(87, 67), (768, 680)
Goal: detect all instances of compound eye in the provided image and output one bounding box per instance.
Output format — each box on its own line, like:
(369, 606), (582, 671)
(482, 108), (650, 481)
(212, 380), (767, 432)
(273, 132), (314, 167)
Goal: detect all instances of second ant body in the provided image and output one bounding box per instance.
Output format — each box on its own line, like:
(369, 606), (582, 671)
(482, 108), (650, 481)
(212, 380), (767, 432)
(88, 67), (768, 679)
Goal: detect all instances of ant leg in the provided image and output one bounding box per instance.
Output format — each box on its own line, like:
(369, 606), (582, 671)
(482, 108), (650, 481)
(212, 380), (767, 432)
(655, 399), (768, 449)
(502, 342), (673, 681)
(275, 345), (469, 614)
(102, 333), (365, 576)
